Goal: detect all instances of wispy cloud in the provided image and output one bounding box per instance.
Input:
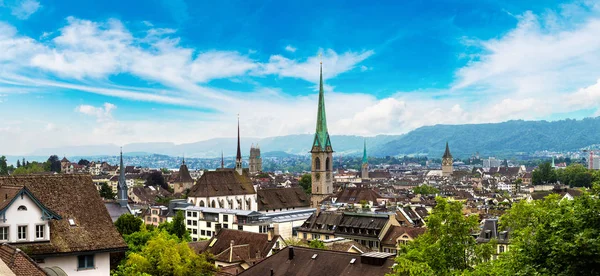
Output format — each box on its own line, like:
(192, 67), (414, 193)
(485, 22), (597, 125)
(7, 0), (41, 20)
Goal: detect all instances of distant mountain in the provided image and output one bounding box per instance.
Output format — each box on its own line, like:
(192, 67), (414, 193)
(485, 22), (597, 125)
(24, 118), (600, 159)
(374, 118), (600, 158)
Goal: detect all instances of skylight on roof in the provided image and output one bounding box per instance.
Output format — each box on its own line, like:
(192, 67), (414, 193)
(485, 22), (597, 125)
(350, 258), (356, 264)
(68, 219), (76, 226)
(311, 254), (318, 259)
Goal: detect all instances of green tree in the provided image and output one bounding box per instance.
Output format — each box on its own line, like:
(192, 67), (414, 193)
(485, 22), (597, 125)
(158, 210), (190, 241)
(16, 160), (20, 168)
(308, 239), (325, 249)
(46, 155), (61, 173)
(0, 156), (8, 176)
(99, 182), (116, 199)
(115, 214), (143, 236)
(468, 189), (600, 275)
(12, 162), (46, 175)
(299, 174), (311, 194)
(389, 197), (494, 276)
(532, 162), (557, 185)
(412, 185), (440, 195)
(114, 230), (217, 276)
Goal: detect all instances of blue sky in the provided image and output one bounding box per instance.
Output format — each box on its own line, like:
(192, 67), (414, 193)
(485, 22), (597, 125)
(1, 0), (600, 155)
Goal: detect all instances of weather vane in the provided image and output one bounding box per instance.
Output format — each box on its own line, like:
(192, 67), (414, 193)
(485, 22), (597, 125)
(319, 52), (322, 64)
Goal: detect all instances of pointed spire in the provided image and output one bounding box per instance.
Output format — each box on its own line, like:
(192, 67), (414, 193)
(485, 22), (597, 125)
(221, 150), (224, 169)
(362, 139), (368, 164)
(118, 147), (128, 207)
(443, 142), (452, 159)
(236, 114), (242, 161)
(312, 59), (332, 152)
(182, 153), (185, 165)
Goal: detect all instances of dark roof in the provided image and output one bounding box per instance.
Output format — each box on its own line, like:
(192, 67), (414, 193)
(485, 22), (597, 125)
(257, 187), (310, 211)
(334, 213), (390, 238)
(334, 188), (380, 204)
(299, 212), (343, 234)
(476, 219), (509, 244)
(381, 226), (426, 246)
(0, 243), (47, 276)
(0, 175), (128, 257)
(489, 167), (521, 177)
(443, 142), (452, 159)
(239, 246), (395, 276)
(130, 186), (172, 205)
(171, 163), (193, 183)
(369, 171), (392, 179)
(414, 206), (429, 218)
(188, 170), (256, 197)
(204, 229), (279, 262)
(104, 202), (132, 222)
(188, 241), (210, 254)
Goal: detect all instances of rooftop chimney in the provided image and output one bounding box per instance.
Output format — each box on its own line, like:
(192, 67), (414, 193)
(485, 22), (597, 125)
(288, 246), (294, 260)
(229, 240), (234, 263)
(267, 227), (273, 242)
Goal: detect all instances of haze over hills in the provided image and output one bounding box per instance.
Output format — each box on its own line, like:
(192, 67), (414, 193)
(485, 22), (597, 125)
(26, 118), (600, 159)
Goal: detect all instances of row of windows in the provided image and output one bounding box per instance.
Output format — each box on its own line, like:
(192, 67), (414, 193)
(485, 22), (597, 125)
(0, 225), (45, 241)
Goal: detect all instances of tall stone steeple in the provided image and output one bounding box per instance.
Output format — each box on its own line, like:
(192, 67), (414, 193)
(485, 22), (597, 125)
(442, 142), (453, 177)
(235, 115), (243, 175)
(117, 148), (128, 207)
(361, 139), (369, 180)
(310, 59), (334, 209)
(221, 150), (224, 169)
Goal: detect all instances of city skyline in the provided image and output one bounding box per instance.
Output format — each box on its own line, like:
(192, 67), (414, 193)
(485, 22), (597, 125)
(2, 0), (600, 155)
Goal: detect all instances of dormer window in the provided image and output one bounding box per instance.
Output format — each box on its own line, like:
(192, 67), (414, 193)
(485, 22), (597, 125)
(17, 205), (27, 211)
(69, 219), (76, 226)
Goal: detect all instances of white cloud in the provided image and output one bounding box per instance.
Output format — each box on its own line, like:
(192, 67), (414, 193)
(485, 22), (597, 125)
(285, 45), (296, 52)
(259, 49), (374, 84)
(75, 102), (116, 122)
(8, 6), (600, 154)
(7, 0), (41, 20)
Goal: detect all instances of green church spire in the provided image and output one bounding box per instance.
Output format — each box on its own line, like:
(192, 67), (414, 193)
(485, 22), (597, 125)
(312, 59), (332, 152)
(362, 139), (368, 164)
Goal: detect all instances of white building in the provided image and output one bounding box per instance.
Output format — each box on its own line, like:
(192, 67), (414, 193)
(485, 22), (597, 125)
(183, 206), (315, 241)
(0, 175), (127, 276)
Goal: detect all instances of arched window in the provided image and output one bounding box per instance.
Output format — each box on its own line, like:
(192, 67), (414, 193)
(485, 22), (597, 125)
(211, 200), (216, 208)
(326, 157), (330, 171)
(17, 205), (27, 211)
(199, 200), (205, 207)
(314, 157), (321, 170)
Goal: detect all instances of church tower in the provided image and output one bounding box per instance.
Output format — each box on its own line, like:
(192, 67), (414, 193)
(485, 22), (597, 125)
(235, 116), (243, 175)
(442, 142), (453, 177)
(249, 144), (262, 174)
(117, 148), (128, 207)
(361, 139), (369, 180)
(310, 60), (334, 208)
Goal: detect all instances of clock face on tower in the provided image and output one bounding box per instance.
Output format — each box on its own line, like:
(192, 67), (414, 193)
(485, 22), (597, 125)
(442, 158), (452, 165)
(315, 173), (321, 180)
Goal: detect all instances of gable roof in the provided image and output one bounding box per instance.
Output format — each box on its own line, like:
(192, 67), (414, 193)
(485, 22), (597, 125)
(0, 186), (61, 222)
(239, 246), (395, 276)
(0, 175), (128, 257)
(334, 188), (380, 204)
(381, 226), (426, 246)
(257, 187), (310, 211)
(188, 170), (256, 197)
(204, 229), (279, 262)
(0, 243), (47, 276)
